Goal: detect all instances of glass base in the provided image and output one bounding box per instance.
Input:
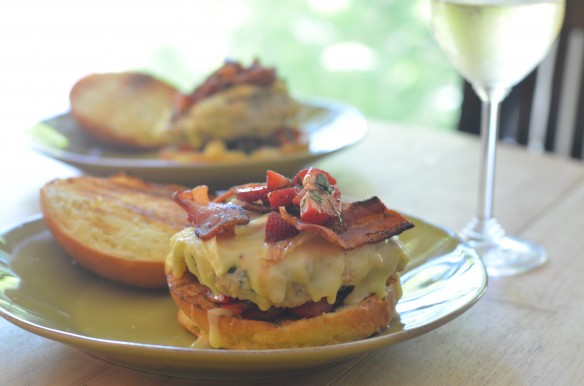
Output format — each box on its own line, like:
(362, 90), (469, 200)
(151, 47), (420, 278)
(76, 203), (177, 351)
(460, 217), (547, 276)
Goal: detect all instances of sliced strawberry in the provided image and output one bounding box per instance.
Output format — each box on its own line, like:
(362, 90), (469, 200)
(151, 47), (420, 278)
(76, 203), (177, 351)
(265, 211), (299, 242)
(302, 168), (338, 191)
(291, 168), (309, 186)
(299, 193), (336, 225)
(297, 167), (341, 225)
(290, 298), (333, 318)
(292, 189), (304, 205)
(292, 167), (337, 186)
(267, 186), (302, 209)
(266, 170), (290, 190)
(234, 183), (270, 202)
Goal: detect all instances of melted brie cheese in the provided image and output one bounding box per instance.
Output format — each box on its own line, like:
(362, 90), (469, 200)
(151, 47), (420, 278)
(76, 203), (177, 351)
(207, 308), (233, 348)
(167, 214), (409, 311)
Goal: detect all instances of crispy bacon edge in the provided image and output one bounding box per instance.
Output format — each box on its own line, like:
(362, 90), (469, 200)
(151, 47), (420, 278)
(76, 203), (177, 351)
(172, 59), (277, 115)
(173, 185), (249, 240)
(175, 184), (413, 250)
(279, 196), (414, 251)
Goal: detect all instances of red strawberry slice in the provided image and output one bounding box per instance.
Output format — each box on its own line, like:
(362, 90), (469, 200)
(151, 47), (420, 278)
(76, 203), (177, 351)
(301, 168), (338, 191)
(267, 186), (302, 209)
(298, 169), (341, 225)
(266, 170), (290, 190)
(265, 211), (299, 242)
(234, 183), (270, 202)
(292, 189), (304, 205)
(292, 167), (337, 186)
(300, 192), (339, 225)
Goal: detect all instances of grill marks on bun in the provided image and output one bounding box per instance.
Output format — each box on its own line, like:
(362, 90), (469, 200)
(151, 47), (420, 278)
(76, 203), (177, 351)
(40, 174), (187, 288)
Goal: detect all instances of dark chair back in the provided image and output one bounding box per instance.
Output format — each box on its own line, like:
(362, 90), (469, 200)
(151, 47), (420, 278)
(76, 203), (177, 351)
(458, 0), (584, 159)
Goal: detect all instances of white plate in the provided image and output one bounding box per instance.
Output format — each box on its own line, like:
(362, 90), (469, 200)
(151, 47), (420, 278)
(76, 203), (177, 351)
(0, 215), (487, 380)
(29, 99), (368, 189)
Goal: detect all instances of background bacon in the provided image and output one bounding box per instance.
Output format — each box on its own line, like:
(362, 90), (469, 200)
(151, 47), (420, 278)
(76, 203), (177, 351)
(176, 59), (277, 113)
(279, 196), (413, 250)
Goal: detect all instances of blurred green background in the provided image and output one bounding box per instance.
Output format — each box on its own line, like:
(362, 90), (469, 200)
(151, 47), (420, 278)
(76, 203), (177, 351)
(144, 0), (461, 131)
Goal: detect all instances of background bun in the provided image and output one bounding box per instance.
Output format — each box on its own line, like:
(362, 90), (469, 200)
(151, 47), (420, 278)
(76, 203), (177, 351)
(167, 270), (400, 349)
(41, 174), (187, 288)
(70, 72), (178, 149)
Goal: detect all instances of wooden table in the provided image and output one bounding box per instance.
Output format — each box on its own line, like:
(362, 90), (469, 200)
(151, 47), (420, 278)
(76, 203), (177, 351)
(2, 119), (584, 385)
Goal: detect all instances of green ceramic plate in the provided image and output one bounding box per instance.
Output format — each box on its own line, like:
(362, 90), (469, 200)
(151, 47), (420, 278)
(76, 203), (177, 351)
(0, 215), (487, 380)
(28, 99), (368, 189)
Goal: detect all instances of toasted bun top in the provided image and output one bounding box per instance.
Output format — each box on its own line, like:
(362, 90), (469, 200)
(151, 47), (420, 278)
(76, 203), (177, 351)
(70, 72), (178, 149)
(40, 174), (187, 288)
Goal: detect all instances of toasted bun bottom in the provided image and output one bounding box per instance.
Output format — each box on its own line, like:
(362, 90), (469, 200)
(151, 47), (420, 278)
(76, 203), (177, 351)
(167, 271), (399, 349)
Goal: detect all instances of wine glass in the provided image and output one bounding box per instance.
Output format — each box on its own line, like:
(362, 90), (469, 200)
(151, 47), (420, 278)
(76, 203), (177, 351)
(431, 0), (565, 276)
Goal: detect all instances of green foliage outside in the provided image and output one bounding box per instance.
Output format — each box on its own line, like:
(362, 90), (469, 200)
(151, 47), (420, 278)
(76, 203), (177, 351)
(147, 0), (461, 131)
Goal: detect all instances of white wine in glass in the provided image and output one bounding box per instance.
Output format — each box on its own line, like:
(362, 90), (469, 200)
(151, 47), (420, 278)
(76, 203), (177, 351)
(431, 0), (565, 276)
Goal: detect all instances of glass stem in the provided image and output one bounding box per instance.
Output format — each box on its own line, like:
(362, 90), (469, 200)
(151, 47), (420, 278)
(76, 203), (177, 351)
(478, 98), (500, 221)
(461, 87), (509, 244)
(464, 88), (548, 276)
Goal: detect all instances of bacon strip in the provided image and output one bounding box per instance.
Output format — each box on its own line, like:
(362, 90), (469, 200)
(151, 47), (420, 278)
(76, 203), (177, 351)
(175, 60), (277, 114)
(173, 186), (249, 240)
(279, 196), (414, 250)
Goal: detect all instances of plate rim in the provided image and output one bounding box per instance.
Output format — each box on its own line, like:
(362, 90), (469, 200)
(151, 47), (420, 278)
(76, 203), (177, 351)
(28, 97), (369, 169)
(0, 214), (487, 378)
